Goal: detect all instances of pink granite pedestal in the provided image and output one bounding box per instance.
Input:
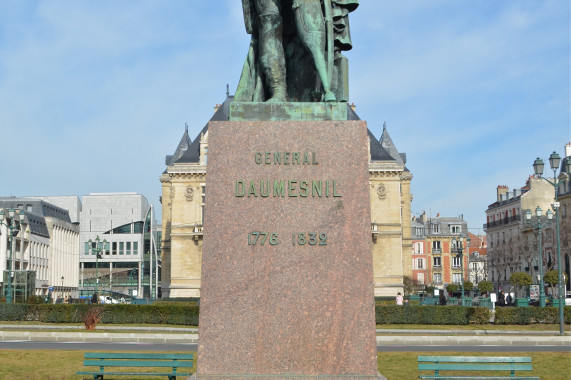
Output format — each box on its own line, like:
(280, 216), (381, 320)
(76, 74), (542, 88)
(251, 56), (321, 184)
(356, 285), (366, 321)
(195, 120), (382, 379)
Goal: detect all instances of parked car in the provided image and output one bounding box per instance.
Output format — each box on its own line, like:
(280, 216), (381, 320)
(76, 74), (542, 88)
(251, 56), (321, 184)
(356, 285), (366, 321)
(100, 296), (119, 304)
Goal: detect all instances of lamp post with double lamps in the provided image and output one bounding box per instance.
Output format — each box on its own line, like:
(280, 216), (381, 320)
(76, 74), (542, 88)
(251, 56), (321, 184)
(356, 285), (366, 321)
(452, 236), (471, 306)
(0, 208), (26, 303)
(87, 236), (107, 297)
(533, 151), (570, 335)
(525, 206), (553, 307)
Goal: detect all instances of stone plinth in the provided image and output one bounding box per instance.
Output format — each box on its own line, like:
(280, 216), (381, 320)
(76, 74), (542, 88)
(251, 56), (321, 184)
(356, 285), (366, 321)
(197, 120), (379, 378)
(229, 102), (348, 121)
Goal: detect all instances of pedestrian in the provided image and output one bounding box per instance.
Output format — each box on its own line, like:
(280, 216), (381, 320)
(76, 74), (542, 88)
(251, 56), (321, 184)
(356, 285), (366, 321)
(498, 291), (505, 307)
(439, 292), (447, 306)
(91, 292), (98, 304)
(396, 292), (404, 306)
(506, 293), (513, 306)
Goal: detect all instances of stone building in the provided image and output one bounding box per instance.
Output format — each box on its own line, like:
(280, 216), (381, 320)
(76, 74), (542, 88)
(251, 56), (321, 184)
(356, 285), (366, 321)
(416, 212), (470, 290)
(555, 144), (571, 294)
(484, 177), (555, 293)
(467, 232), (488, 287)
(160, 96), (413, 298)
(0, 197), (79, 301)
(411, 218), (428, 286)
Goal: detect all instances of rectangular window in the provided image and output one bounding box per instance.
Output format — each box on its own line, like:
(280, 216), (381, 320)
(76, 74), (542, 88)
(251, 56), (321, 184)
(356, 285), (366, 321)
(414, 242), (424, 254)
(417, 273), (425, 285)
(133, 242), (139, 255)
(433, 257), (441, 267)
(84, 242), (90, 255)
(451, 225), (461, 234)
(433, 273), (442, 284)
(452, 273), (462, 284)
(112, 242), (118, 255)
(415, 227), (424, 236)
(417, 258), (424, 269)
(432, 241), (441, 253)
(126, 242), (131, 255)
(452, 256), (461, 267)
(201, 184), (206, 225)
(431, 223), (440, 234)
(119, 242), (124, 255)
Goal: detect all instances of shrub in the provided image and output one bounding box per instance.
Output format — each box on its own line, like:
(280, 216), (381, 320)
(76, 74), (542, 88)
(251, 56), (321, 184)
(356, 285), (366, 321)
(83, 306), (104, 330)
(375, 305), (491, 325)
(25, 295), (44, 304)
(494, 306), (571, 325)
(446, 284), (458, 293)
(510, 272), (532, 297)
(477, 280), (493, 295)
(464, 281), (474, 292)
(0, 303), (200, 325)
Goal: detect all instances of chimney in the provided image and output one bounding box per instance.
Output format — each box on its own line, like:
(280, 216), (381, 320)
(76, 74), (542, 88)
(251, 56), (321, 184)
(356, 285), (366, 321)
(214, 103), (220, 112)
(349, 102), (356, 112)
(497, 185), (509, 202)
(565, 142), (571, 158)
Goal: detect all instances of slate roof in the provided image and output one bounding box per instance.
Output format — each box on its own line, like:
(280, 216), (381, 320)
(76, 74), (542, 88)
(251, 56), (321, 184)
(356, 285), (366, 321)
(0, 198), (73, 238)
(166, 97), (407, 169)
(165, 124), (192, 166)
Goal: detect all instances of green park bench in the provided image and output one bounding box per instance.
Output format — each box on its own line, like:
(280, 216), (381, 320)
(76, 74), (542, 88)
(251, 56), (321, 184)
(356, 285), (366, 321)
(418, 356), (539, 379)
(76, 352), (194, 379)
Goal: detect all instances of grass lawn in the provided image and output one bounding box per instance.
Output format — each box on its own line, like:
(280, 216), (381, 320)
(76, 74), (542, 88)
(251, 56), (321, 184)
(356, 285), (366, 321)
(0, 350), (569, 380)
(379, 352), (571, 380)
(377, 323), (567, 331)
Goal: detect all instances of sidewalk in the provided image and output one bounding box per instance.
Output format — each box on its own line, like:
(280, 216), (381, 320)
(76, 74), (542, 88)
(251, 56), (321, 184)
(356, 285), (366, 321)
(1, 325), (570, 346)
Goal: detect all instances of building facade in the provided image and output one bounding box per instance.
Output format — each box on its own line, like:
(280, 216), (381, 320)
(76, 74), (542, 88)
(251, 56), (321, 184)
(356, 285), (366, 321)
(411, 219), (428, 286)
(417, 213), (470, 290)
(556, 144), (571, 294)
(160, 97), (413, 298)
(0, 198), (79, 301)
(79, 193), (160, 300)
(484, 177), (556, 293)
(468, 232), (488, 288)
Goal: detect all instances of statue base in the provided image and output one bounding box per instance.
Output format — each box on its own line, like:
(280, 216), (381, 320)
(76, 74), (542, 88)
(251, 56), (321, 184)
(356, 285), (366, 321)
(229, 102), (348, 121)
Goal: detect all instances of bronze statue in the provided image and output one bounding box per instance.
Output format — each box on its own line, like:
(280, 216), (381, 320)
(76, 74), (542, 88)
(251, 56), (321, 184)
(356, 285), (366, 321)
(235, 0), (358, 103)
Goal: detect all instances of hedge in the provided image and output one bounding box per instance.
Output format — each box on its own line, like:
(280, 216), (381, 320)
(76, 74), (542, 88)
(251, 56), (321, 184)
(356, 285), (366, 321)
(1, 303), (569, 326)
(494, 306), (571, 325)
(0, 304), (199, 325)
(375, 305), (491, 325)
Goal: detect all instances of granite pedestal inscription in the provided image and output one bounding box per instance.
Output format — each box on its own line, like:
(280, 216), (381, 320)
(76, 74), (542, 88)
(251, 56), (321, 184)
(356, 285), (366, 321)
(196, 119), (380, 378)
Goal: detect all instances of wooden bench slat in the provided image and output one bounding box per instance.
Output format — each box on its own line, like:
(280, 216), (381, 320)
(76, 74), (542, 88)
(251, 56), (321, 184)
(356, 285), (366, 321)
(418, 356), (532, 363)
(419, 363), (533, 371)
(83, 359), (194, 368)
(77, 372), (192, 376)
(84, 353), (194, 360)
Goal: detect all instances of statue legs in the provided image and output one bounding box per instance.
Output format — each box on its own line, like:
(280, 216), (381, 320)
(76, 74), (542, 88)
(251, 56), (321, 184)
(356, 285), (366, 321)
(255, 0), (288, 102)
(294, 0), (336, 102)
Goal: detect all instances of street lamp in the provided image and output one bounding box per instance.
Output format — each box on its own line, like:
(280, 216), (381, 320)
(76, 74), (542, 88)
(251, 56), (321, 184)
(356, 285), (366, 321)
(60, 276), (64, 302)
(533, 151), (570, 335)
(87, 236), (107, 297)
(0, 208), (26, 303)
(525, 207), (553, 307)
(129, 268), (136, 304)
(452, 236), (471, 306)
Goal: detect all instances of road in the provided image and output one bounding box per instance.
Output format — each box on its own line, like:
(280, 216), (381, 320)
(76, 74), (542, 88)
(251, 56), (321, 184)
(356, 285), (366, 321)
(0, 341), (569, 352)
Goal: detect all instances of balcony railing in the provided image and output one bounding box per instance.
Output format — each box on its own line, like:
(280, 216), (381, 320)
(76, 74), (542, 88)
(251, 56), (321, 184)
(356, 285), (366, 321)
(432, 248), (442, 254)
(483, 214), (521, 230)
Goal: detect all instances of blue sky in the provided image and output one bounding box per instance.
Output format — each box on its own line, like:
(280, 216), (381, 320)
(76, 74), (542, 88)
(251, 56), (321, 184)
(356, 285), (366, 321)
(0, 1), (569, 233)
